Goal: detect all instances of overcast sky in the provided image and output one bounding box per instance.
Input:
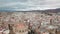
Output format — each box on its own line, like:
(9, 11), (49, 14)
(0, 0), (60, 11)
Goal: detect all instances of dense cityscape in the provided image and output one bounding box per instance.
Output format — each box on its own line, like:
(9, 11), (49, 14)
(0, 11), (60, 34)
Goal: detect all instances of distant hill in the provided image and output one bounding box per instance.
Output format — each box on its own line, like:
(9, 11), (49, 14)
(0, 8), (60, 13)
(42, 8), (60, 13)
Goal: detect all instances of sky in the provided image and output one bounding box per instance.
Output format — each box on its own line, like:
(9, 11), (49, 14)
(0, 0), (60, 11)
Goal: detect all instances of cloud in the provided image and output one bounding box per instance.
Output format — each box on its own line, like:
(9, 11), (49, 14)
(0, 0), (60, 11)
